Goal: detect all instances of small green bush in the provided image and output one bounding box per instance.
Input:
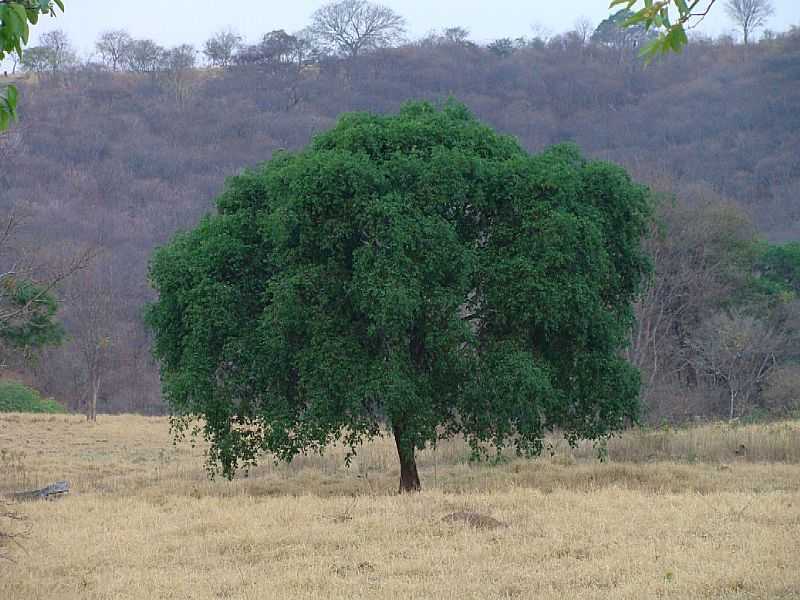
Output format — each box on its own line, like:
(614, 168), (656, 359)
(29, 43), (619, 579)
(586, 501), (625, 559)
(0, 381), (66, 414)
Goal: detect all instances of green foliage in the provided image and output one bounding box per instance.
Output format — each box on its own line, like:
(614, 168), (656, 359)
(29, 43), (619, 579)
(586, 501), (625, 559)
(0, 380), (65, 413)
(0, 278), (64, 351)
(147, 101), (652, 482)
(0, 0), (64, 129)
(758, 243), (800, 296)
(733, 242), (800, 311)
(610, 0), (713, 60)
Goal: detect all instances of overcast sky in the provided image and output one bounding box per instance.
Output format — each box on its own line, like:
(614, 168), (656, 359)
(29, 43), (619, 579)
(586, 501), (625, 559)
(19, 0), (800, 57)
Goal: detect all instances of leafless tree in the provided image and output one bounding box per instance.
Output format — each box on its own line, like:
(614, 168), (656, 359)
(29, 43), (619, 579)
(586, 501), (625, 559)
(442, 27), (471, 46)
(7, 51), (19, 75)
(158, 44), (197, 105)
(38, 29), (77, 71)
(65, 263), (117, 422)
(202, 29), (241, 68)
(95, 30), (132, 71)
(573, 16), (594, 46)
(530, 22), (553, 43)
(626, 198), (758, 407)
(309, 0), (406, 58)
(688, 311), (785, 420)
(292, 28), (320, 65)
(725, 0), (774, 45)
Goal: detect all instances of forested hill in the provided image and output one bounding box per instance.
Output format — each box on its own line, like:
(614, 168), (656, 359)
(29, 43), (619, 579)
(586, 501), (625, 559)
(2, 32), (799, 413)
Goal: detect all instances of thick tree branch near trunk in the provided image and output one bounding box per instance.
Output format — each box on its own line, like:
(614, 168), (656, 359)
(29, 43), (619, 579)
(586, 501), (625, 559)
(392, 423), (420, 493)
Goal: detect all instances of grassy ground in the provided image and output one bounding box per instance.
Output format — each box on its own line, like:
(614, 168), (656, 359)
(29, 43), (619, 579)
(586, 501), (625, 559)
(1, 414), (799, 599)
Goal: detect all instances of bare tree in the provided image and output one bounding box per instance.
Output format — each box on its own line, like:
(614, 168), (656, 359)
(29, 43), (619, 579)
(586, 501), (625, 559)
(38, 29), (77, 72)
(626, 198), (758, 409)
(65, 264), (117, 422)
(442, 26), (471, 46)
(573, 16), (594, 46)
(158, 44), (197, 105)
(203, 29), (241, 68)
(292, 28), (320, 66)
(725, 0), (774, 45)
(7, 51), (19, 75)
(309, 0), (406, 58)
(417, 27), (474, 49)
(530, 22), (553, 43)
(688, 311), (785, 420)
(95, 30), (132, 71)
(20, 29), (76, 74)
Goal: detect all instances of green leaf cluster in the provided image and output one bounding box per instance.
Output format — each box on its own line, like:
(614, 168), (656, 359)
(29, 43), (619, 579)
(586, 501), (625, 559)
(611, 0), (709, 61)
(758, 243), (800, 296)
(743, 242), (800, 308)
(147, 101), (652, 478)
(0, 0), (64, 129)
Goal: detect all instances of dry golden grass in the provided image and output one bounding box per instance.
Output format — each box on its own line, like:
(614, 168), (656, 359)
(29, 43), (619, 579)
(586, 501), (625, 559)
(1, 413), (799, 599)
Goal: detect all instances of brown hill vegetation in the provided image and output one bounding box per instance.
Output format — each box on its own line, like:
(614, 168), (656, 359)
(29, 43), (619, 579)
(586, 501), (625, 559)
(2, 31), (799, 416)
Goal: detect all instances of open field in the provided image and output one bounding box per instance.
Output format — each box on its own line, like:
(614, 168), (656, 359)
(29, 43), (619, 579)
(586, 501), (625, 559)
(2, 414), (800, 599)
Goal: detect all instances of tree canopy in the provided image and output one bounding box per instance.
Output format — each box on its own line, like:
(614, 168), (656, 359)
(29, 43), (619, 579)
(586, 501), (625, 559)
(147, 101), (651, 492)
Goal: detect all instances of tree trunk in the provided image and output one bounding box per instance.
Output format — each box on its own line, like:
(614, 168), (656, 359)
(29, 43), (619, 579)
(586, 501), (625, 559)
(393, 424), (420, 493)
(88, 373), (100, 422)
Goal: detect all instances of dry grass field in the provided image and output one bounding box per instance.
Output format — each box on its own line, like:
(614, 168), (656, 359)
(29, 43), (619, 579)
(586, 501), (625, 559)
(1, 413), (799, 599)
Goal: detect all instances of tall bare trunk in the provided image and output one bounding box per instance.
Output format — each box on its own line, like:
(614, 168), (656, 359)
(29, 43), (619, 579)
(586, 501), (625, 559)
(89, 373), (100, 422)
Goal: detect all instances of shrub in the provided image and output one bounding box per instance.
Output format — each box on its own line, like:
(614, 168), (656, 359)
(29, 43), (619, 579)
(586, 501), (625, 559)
(0, 381), (66, 414)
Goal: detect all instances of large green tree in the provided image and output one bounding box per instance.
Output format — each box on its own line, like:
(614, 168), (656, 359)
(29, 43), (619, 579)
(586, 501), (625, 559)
(147, 102), (651, 492)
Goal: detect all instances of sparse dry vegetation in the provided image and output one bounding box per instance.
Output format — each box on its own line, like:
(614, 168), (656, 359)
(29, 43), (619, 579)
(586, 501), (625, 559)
(5, 29), (800, 419)
(1, 413), (799, 599)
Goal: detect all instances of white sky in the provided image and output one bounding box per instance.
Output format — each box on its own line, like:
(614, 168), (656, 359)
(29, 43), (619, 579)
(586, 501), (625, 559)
(13, 0), (800, 58)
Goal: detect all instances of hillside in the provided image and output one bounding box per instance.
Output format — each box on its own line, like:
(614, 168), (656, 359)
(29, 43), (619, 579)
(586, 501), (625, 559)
(1, 34), (799, 413)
